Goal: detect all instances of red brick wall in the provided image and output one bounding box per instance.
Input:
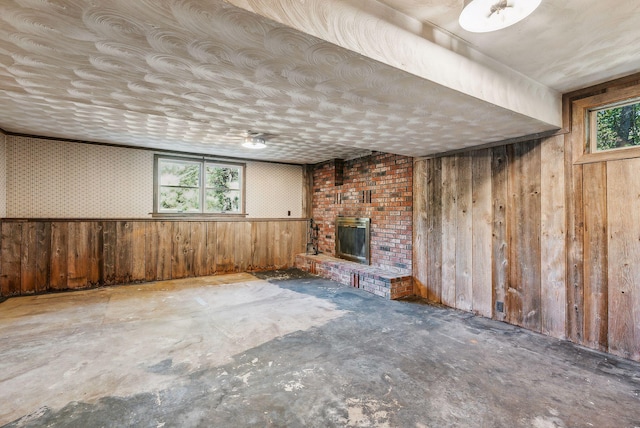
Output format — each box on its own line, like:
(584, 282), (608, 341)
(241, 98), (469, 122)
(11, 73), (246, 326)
(311, 153), (413, 272)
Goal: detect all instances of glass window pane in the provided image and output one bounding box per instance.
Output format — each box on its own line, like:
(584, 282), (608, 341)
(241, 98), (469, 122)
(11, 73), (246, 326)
(159, 160), (200, 187)
(594, 100), (640, 151)
(159, 187), (200, 212)
(206, 189), (240, 213)
(205, 165), (241, 190)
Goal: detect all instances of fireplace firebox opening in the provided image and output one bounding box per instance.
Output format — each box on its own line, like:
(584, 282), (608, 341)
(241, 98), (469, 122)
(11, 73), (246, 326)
(336, 217), (370, 265)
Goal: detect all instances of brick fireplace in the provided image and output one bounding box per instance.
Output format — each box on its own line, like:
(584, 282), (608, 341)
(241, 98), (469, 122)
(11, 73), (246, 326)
(311, 152), (413, 271)
(296, 152), (413, 299)
(335, 216), (370, 264)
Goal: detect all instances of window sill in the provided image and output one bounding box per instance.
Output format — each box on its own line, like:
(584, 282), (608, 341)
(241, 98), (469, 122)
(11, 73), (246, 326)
(151, 212), (248, 220)
(575, 146), (640, 164)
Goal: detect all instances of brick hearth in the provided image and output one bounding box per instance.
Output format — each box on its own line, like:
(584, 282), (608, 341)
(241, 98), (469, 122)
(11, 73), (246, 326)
(296, 253), (413, 300)
(305, 152), (414, 300)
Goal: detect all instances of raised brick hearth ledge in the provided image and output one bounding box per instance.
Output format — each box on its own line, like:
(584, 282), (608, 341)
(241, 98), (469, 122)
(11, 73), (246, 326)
(295, 254), (414, 300)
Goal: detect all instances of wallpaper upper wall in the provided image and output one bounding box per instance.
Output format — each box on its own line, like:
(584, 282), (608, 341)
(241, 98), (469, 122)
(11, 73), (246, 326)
(5, 136), (303, 219)
(0, 132), (6, 218)
(7, 137), (153, 218)
(246, 162), (303, 218)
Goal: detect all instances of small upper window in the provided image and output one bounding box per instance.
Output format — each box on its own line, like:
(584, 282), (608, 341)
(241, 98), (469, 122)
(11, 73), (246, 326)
(155, 155), (244, 214)
(589, 98), (640, 152)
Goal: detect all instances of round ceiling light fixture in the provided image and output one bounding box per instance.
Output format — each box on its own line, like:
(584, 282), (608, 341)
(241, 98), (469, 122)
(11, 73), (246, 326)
(459, 0), (542, 33)
(242, 135), (267, 149)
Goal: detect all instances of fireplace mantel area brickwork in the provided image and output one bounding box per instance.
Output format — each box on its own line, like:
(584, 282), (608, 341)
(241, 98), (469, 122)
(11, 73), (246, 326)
(296, 152), (413, 299)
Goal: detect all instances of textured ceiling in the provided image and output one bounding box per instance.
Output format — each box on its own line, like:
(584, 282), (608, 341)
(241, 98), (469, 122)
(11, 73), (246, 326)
(378, 0), (640, 93)
(0, 0), (636, 164)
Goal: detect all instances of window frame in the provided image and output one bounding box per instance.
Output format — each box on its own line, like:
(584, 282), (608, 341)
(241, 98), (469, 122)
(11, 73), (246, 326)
(587, 97), (640, 154)
(572, 84), (640, 164)
(153, 154), (246, 216)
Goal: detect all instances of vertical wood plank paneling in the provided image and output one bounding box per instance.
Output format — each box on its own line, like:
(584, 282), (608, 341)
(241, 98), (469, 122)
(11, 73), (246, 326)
(426, 158), (443, 303)
(583, 162), (608, 350)
(302, 165), (314, 218)
(271, 221), (283, 268)
(68, 222), (89, 289)
(277, 221), (291, 269)
(492, 146), (509, 322)
(102, 221), (116, 285)
(35, 222), (51, 293)
(20, 222), (37, 294)
(87, 222), (103, 287)
(472, 149), (493, 318)
(131, 222), (146, 282)
(567, 163), (585, 344)
(145, 222), (159, 281)
(540, 136), (567, 339)
(506, 144), (523, 325)
(206, 222), (217, 275)
(412, 159), (429, 298)
(235, 221), (252, 271)
(607, 158), (640, 361)
(172, 222), (191, 279)
(50, 222), (68, 290)
(0, 219), (314, 298)
(441, 156), (457, 307)
(455, 154), (473, 312)
(1, 222), (22, 296)
(157, 221), (173, 280)
(507, 140), (542, 331)
(251, 221), (270, 271)
(191, 221), (208, 277)
(566, 102), (586, 344)
(216, 222), (234, 273)
(291, 220), (306, 265)
(289, 222), (301, 266)
(116, 221), (133, 283)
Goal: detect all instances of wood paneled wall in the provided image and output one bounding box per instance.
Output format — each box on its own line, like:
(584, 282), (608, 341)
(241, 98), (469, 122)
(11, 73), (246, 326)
(565, 78), (640, 361)
(0, 219), (307, 298)
(414, 131), (640, 362)
(414, 136), (566, 332)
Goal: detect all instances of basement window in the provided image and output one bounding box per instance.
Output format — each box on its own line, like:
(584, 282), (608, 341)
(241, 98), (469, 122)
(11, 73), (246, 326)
(154, 155), (245, 215)
(588, 98), (640, 152)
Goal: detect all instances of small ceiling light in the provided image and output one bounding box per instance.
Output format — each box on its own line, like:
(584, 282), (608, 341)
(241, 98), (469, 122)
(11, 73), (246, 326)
(459, 0), (541, 33)
(242, 136), (267, 149)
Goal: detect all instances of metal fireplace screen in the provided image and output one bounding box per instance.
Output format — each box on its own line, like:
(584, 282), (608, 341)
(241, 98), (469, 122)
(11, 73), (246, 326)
(336, 217), (370, 265)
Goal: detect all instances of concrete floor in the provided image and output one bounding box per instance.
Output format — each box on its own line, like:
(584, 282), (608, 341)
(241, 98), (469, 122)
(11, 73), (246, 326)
(1, 270), (639, 427)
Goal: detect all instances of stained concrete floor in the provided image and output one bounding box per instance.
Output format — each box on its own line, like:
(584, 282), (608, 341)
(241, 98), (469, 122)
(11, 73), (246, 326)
(1, 270), (639, 428)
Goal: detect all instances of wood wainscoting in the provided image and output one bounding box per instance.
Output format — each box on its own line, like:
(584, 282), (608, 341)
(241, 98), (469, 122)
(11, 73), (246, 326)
(0, 219), (307, 298)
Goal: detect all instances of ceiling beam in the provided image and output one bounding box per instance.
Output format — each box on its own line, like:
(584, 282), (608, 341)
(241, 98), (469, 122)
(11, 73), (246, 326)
(226, 0), (562, 128)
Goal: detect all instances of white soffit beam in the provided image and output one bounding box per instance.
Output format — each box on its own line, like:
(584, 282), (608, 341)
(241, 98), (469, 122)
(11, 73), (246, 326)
(225, 0), (562, 128)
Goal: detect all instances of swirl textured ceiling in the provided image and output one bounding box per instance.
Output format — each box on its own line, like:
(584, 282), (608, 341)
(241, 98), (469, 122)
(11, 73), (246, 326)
(0, 0), (635, 163)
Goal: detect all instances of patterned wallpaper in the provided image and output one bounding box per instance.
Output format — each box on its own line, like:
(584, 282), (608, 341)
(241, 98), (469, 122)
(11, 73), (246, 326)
(0, 132), (6, 217)
(4, 136), (303, 219)
(6, 137), (153, 218)
(246, 162), (303, 218)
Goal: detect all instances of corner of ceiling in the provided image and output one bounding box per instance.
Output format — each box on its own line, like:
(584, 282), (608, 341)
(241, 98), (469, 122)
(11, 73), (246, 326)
(226, 0), (562, 128)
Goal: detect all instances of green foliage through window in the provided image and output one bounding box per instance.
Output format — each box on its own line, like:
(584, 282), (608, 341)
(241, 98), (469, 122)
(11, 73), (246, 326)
(205, 165), (241, 212)
(594, 100), (640, 151)
(156, 157), (243, 214)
